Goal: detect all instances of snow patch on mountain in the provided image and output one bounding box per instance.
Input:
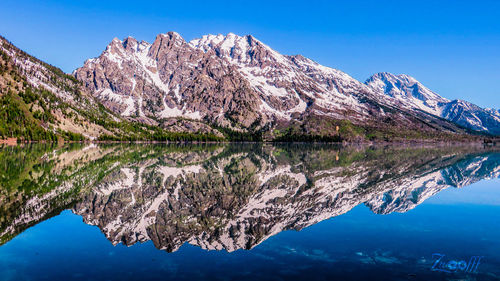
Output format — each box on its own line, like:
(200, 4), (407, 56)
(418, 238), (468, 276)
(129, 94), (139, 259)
(365, 72), (448, 116)
(366, 72), (500, 135)
(73, 31), (496, 136)
(189, 33), (373, 120)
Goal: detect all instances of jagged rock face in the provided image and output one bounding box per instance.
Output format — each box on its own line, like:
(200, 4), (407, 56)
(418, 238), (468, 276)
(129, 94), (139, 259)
(366, 72), (500, 135)
(189, 34), (372, 121)
(365, 72), (449, 116)
(69, 144), (500, 252)
(74, 32), (263, 129)
(441, 100), (500, 135)
(75, 32), (469, 136)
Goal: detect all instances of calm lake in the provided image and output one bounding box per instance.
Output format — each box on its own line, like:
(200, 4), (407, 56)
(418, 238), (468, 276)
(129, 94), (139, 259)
(0, 143), (499, 280)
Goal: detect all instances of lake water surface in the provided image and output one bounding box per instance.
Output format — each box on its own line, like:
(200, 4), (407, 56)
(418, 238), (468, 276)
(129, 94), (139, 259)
(0, 143), (499, 280)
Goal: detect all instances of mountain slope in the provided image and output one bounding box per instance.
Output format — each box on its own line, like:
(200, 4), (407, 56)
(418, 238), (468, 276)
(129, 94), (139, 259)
(0, 35), (116, 140)
(0, 35), (223, 142)
(366, 72), (500, 135)
(1, 32), (494, 142)
(441, 99), (500, 135)
(74, 32), (478, 141)
(74, 33), (263, 130)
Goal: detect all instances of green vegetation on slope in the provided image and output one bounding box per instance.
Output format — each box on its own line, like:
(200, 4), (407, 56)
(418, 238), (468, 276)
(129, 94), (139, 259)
(0, 36), (226, 142)
(0, 91), (59, 141)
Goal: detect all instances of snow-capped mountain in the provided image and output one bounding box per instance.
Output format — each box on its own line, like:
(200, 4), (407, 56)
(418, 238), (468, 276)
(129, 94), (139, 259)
(75, 32), (370, 124)
(2, 32), (498, 141)
(189, 33), (371, 121)
(366, 72), (500, 135)
(364, 72), (449, 116)
(74, 32), (474, 140)
(441, 99), (500, 135)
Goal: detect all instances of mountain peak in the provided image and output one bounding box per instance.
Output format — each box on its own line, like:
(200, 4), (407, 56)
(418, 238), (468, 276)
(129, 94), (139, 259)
(369, 72), (421, 83)
(106, 37), (123, 50)
(159, 31), (182, 38)
(366, 72), (500, 135)
(70, 31), (500, 138)
(189, 32), (289, 70)
(153, 31), (186, 46)
(366, 72), (449, 115)
(122, 36), (139, 50)
(369, 72), (417, 82)
(189, 32), (259, 54)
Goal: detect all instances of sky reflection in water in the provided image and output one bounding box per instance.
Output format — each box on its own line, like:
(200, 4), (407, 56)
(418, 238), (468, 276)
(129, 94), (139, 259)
(0, 143), (499, 280)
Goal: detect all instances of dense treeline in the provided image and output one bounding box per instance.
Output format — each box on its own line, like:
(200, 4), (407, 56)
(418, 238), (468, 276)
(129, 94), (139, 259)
(98, 130), (224, 142)
(58, 130), (85, 141)
(215, 126), (263, 141)
(273, 133), (342, 142)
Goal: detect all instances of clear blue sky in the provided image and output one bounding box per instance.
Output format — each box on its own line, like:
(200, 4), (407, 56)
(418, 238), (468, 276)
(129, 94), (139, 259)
(1, 0), (499, 108)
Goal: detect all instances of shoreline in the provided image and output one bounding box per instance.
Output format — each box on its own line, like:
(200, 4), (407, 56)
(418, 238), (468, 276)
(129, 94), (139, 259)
(1, 138), (498, 146)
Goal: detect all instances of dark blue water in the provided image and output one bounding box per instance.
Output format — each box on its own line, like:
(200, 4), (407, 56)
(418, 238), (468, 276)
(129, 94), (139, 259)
(0, 144), (499, 280)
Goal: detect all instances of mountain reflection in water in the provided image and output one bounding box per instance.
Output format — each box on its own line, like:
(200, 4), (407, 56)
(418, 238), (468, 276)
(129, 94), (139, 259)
(1, 143), (499, 254)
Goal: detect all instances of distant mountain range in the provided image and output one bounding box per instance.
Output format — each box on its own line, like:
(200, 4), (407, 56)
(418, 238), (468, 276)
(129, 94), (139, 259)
(1, 32), (499, 141)
(365, 72), (500, 135)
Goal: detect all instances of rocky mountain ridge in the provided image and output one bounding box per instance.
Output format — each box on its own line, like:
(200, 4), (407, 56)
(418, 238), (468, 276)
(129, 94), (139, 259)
(74, 32), (489, 141)
(1, 32), (498, 141)
(0, 35), (224, 141)
(366, 72), (500, 135)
